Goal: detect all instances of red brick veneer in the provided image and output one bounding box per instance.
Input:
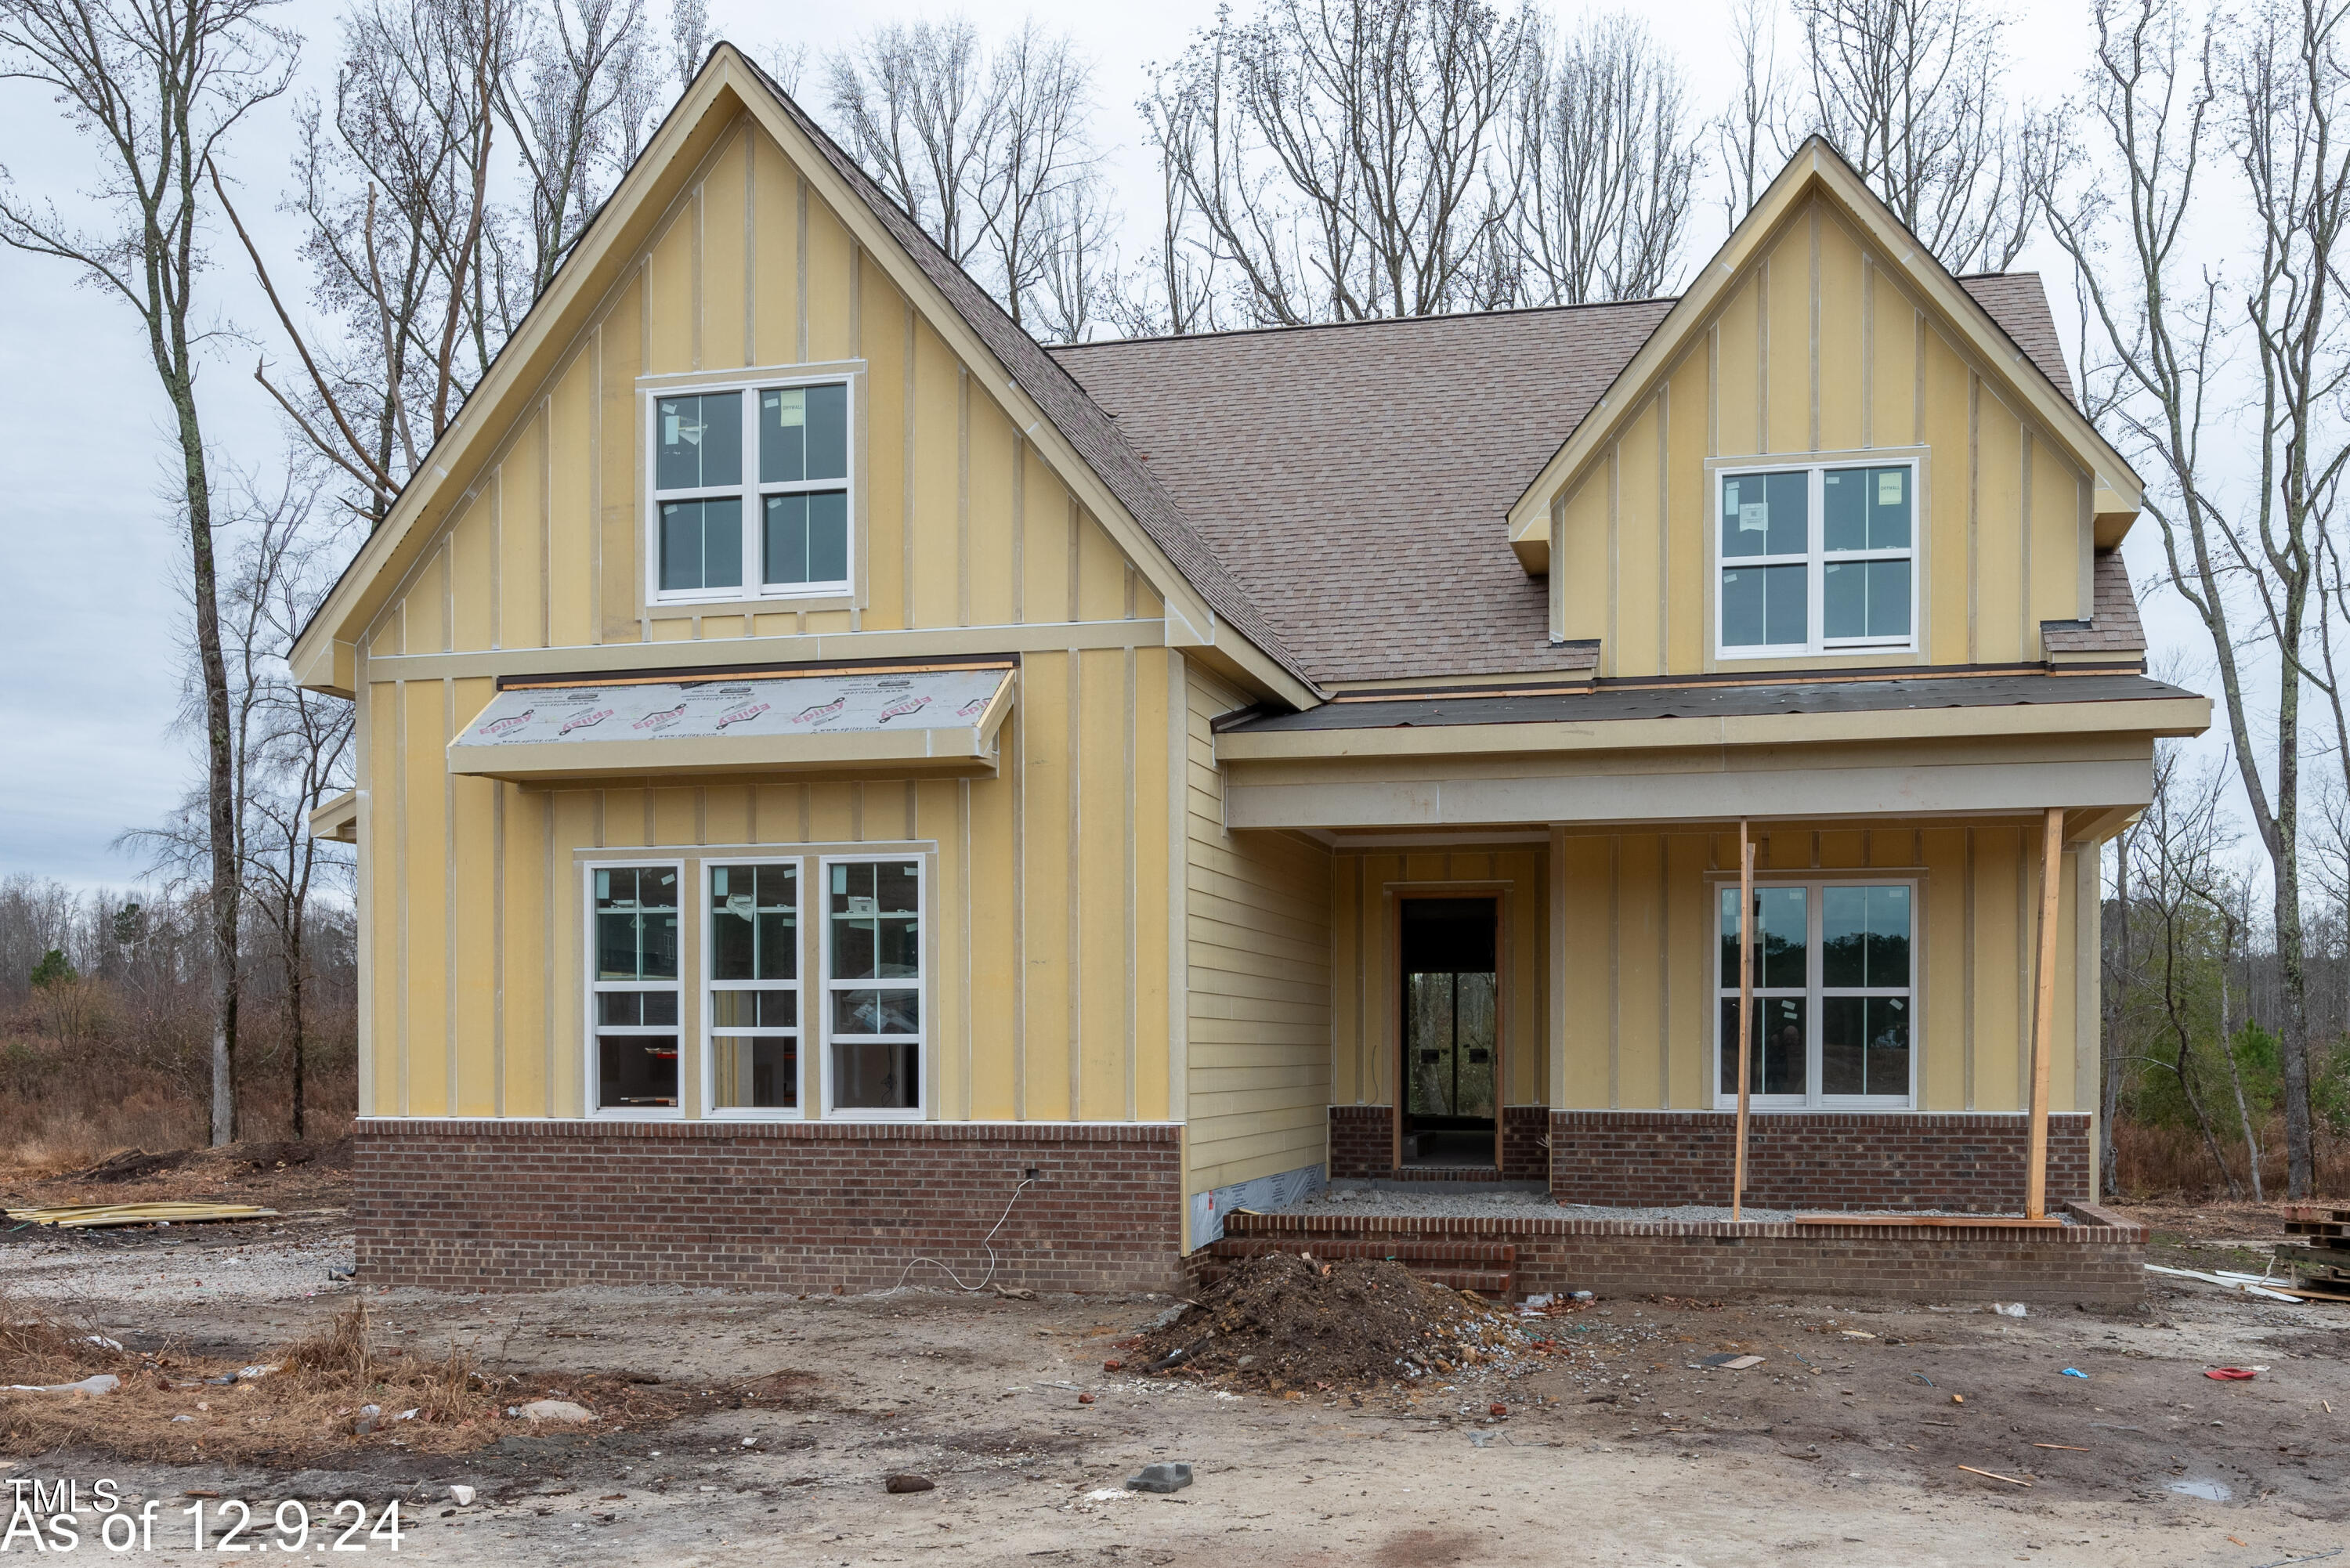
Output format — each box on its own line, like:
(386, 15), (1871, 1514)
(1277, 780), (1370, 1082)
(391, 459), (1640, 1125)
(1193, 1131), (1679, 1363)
(1218, 1201), (2146, 1307)
(1549, 1111), (2094, 1212)
(351, 1118), (1184, 1293)
(1326, 1105), (1552, 1181)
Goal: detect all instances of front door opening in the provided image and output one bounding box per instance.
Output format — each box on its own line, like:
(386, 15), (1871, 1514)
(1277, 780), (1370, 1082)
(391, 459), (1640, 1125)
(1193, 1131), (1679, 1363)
(1401, 897), (1498, 1168)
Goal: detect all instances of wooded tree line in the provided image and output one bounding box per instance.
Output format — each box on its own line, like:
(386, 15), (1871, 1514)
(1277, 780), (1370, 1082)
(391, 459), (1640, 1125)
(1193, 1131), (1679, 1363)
(6, 0), (2350, 1194)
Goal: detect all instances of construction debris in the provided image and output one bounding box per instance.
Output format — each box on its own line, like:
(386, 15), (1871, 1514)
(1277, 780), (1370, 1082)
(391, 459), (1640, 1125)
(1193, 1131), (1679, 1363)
(884, 1475), (935, 1494)
(1124, 1462), (1192, 1494)
(4, 1202), (280, 1230)
(1133, 1252), (1520, 1392)
(2146, 1265), (2305, 1303)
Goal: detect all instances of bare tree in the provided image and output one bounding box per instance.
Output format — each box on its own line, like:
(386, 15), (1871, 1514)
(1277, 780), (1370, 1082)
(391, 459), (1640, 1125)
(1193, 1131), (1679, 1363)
(826, 17), (1110, 339)
(2043, 0), (2349, 1196)
(0, 0), (296, 1146)
(1150, 0), (1529, 324)
(500, 0), (657, 302)
(1510, 11), (1697, 304)
(2123, 744), (2248, 1195)
(1719, 0), (1797, 229)
(662, 0), (700, 89)
(1793, 0), (2048, 270)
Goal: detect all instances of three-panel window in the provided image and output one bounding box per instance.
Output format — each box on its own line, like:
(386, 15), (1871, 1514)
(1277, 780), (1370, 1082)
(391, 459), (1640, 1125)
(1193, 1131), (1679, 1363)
(584, 853), (924, 1118)
(1716, 460), (1918, 657)
(648, 378), (852, 603)
(1716, 879), (1916, 1107)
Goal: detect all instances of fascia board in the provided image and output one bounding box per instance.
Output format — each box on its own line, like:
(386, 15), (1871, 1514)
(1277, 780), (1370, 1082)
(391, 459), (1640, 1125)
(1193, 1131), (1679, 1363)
(1213, 695), (2213, 763)
(1503, 142), (2146, 555)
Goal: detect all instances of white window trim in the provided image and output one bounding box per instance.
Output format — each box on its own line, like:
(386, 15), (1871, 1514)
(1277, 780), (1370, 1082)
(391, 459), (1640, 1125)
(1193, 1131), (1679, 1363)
(583, 857), (689, 1119)
(1713, 457), (1920, 661)
(644, 370), (858, 608)
(818, 853), (928, 1122)
(700, 855), (807, 1121)
(1710, 873), (1919, 1111)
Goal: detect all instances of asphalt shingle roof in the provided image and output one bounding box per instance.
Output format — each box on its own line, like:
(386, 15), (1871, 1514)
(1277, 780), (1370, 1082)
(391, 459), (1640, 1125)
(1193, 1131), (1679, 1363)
(1051, 276), (2089, 685)
(2041, 550), (2147, 655)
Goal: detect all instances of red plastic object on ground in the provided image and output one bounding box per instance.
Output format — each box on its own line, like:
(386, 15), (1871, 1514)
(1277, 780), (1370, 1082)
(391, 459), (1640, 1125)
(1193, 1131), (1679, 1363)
(2204, 1367), (2258, 1380)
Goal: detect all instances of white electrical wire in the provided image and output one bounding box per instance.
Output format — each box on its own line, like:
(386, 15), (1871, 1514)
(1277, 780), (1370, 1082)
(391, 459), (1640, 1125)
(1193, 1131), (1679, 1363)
(891, 1176), (1036, 1293)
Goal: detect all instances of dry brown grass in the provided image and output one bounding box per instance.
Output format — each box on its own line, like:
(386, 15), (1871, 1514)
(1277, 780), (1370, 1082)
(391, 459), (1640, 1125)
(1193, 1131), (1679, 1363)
(2110, 1118), (2350, 1200)
(0, 1296), (814, 1468)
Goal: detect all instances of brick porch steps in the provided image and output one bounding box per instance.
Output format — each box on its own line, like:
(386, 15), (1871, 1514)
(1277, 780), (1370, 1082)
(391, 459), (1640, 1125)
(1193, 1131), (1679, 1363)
(1201, 1235), (1518, 1299)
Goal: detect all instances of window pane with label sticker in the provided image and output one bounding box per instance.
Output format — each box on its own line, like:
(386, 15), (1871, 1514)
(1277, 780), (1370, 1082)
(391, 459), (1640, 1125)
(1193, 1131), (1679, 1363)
(659, 499), (743, 592)
(1720, 563), (1807, 647)
(1824, 465), (1912, 551)
(763, 490), (848, 586)
(1719, 997), (1808, 1095)
(710, 863), (797, 981)
(656, 392), (740, 490)
(760, 383), (848, 483)
(1721, 470), (1809, 558)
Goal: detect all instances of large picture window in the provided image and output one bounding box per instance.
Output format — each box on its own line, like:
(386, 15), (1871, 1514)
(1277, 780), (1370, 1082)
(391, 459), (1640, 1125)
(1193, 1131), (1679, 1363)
(822, 858), (922, 1115)
(1716, 460), (1917, 658)
(649, 378), (851, 604)
(707, 862), (800, 1114)
(590, 864), (682, 1112)
(1717, 879), (1914, 1107)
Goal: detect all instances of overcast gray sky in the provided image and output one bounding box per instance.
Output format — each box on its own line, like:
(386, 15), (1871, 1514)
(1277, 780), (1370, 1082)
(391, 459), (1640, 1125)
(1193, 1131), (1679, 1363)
(0, 0), (2168, 890)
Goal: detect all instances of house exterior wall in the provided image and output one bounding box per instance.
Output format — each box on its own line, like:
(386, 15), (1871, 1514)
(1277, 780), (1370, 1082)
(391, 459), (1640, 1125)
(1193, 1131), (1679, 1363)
(349, 114), (1184, 1131)
(1551, 193), (2092, 675)
(1545, 822), (2086, 1115)
(1181, 664), (1334, 1219)
(1327, 844), (1550, 1111)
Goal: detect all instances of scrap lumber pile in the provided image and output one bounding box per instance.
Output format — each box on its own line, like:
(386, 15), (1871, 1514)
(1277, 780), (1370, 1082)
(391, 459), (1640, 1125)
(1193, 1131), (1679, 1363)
(1136, 1252), (1520, 1392)
(5, 1203), (280, 1230)
(2283, 1205), (2350, 1295)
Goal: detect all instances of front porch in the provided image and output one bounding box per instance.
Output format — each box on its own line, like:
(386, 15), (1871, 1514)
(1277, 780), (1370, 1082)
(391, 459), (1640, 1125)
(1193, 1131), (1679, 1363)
(1206, 1188), (2149, 1307)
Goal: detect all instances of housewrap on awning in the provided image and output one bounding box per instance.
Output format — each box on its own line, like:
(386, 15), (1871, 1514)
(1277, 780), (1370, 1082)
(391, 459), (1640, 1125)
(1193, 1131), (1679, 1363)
(446, 660), (1016, 782)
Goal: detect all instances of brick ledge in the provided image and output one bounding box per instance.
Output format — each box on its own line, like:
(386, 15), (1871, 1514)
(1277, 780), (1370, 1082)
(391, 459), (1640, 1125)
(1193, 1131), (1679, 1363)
(350, 1117), (1179, 1144)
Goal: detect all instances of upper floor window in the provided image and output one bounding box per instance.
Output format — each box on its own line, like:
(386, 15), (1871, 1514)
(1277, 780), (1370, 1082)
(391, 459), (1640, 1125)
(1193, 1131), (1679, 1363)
(649, 379), (851, 603)
(1716, 461), (1915, 658)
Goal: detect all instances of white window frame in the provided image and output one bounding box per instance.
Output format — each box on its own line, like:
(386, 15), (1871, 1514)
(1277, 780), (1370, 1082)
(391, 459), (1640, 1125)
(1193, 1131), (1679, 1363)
(644, 370), (856, 607)
(700, 855), (806, 1121)
(583, 857), (688, 1119)
(1711, 874), (1919, 1111)
(817, 852), (927, 1122)
(1712, 457), (1920, 660)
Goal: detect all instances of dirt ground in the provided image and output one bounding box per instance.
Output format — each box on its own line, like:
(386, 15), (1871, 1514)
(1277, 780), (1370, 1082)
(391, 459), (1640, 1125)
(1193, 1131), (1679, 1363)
(5, 1154), (2349, 1566)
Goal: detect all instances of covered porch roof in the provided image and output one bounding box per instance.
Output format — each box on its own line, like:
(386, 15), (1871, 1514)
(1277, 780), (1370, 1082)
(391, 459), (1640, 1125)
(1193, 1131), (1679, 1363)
(1215, 670), (2207, 837)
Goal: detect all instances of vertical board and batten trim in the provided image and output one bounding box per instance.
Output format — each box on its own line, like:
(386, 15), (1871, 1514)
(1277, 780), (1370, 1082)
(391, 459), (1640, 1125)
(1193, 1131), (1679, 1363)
(1963, 827), (1978, 1108)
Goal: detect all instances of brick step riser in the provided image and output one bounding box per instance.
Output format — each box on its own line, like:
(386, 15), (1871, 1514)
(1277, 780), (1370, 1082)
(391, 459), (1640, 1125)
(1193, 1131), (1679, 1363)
(1196, 1263), (1515, 1298)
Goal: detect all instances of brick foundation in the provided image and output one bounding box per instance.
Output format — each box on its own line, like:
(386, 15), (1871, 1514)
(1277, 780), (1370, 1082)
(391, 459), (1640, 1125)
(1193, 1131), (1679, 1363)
(352, 1118), (1184, 1293)
(1220, 1201), (2146, 1307)
(1325, 1105), (1551, 1181)
(1549, 1110), (2093, 1212)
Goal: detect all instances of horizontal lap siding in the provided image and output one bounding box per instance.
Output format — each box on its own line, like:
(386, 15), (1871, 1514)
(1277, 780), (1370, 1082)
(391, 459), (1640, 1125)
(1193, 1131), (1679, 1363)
(1185, 667), (1332, 1203)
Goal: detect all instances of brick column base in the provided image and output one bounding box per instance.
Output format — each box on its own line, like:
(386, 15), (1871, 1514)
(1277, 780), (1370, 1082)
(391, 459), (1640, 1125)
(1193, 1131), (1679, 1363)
(1549, 1110), (2093, 1212)
(352, 1118), (1184, 1293)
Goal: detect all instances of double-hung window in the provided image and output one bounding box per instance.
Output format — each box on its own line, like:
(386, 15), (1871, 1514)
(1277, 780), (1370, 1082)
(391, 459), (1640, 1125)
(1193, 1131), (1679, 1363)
(1717, 879), (1914, 1107)
(649, 379), (851, 602)
(822, 858), (923, 1114)
(707, 862), (800, 1113)
(590, 865), (682, 1111)
(1717, 460), (1916, 657)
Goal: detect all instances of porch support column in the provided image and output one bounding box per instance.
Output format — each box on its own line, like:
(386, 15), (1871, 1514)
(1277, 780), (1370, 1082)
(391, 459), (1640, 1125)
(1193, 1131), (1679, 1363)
(1733, 822), (1754, 1220)
(2026, 807), (2064, 1219)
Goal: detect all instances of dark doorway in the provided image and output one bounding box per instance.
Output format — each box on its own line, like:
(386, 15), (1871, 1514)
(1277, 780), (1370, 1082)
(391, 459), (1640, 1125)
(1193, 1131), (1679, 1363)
(1400, 897), (1499, 1168)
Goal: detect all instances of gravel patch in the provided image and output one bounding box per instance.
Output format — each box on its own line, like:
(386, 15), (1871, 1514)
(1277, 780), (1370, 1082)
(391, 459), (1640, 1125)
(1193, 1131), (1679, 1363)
(1279, 1180), (2057, 1224)
(3, 1231), (356, 1305)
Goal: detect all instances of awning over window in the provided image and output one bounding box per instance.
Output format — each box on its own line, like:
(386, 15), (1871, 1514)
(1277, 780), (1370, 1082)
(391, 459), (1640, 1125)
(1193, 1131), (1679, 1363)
(446, 661), (1016, 782)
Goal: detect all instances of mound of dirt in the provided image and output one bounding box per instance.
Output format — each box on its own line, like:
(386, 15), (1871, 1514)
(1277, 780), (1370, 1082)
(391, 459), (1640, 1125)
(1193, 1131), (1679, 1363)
(62, 1147), (194, 1184)
(1136, 1252), (1520, 1391)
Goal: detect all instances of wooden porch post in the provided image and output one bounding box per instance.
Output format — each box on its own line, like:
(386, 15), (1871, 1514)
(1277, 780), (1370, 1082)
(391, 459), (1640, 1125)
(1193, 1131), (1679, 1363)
(2026, 807), (2065, 1220)
(1734, 822), (1755, 1221)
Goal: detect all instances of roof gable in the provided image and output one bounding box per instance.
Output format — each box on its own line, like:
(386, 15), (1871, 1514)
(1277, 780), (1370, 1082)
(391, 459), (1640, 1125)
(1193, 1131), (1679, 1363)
(293, 45), (1312, 705)
(1502, 138), (2143, 573)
